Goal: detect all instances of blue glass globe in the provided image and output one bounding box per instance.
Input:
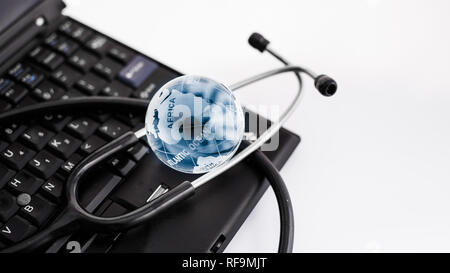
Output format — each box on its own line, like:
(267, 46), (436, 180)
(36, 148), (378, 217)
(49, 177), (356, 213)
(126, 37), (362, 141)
(145, 75), (245, 174)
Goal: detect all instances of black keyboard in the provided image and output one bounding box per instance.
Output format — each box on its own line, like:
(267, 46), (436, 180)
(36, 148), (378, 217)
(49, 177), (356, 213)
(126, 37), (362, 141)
(0, 18), (179, 251)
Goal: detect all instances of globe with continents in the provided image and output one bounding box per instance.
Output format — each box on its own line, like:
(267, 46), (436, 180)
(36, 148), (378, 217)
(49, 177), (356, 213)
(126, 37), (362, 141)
(145, 75), (245, 174)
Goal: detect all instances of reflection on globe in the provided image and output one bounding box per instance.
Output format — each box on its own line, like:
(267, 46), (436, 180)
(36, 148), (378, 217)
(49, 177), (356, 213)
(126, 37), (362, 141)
(145, 75), (245, 174)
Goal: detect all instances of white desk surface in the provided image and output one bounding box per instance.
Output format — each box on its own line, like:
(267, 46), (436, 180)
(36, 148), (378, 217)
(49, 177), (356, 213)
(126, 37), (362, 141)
(65, 0), (450, 252)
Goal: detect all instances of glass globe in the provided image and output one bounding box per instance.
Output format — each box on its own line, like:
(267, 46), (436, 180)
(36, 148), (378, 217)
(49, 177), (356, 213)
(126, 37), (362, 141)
(145, 75), (245, 174)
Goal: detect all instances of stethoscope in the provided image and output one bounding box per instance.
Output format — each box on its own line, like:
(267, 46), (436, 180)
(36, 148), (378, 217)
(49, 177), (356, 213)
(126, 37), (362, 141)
(0, 33), (337, 253)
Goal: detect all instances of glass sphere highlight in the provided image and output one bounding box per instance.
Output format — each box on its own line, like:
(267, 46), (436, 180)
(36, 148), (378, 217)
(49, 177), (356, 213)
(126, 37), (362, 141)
(145, 75), (245, 174)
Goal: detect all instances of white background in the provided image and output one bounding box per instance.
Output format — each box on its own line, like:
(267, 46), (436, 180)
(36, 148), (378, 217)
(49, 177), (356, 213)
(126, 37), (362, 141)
(65, 0), (450, 252)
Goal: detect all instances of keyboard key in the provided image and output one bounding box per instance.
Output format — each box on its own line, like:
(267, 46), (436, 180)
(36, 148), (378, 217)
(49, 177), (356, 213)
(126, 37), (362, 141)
(28, 46), (45, 59)
(7, 171), (43, 195)
(80, 135), (106, 155)
(42, 113), (72, 131)
(0, 163), (15, 188)
(132, 122), (144, 134)
(0, 100), (12, 113)
(108, 46), (133, 64)
(116, 112), (142, 127)
(46, 33), (79, 57)
(98, 119), (130, 140)
(20, 68), (44, 89)
(0, 216), (37, 243)
(40, 51), (64, 71)
(69, 49), (99, 72)
(57, 39), (79, 57)
(48, 132), (81, 159)
(101, 201), (128, 217)
(79, 171), (121, 212)
(75, 74), (107, 95)
(1, 123), (27, 141)
(110, 158), (157, 209)
(92, 199), (113, 216)
(118, 56), (158, 88)
(16, 193), (31, 207)
(58, 20), (76, 35)
(44, 33), (59, 48)
(93, 58), (122, 80)
(40, 177), (64, 203)
(59, 21), (93, 43)
(51, 65), (82, 88)
(1, 143), (35, 170)
(89, 109), (111, 123)
(107, 156), (136, 177)
(28, 46), (47, 62)
(66, 117), (99, 140)
(86, 35), (111, 55)
(8, 63), (28, 81)
(0, 141), (7, 151)
(126, 143), (148, 161)
(20, 195), (56, 226)
(3, 85), (28, 104)
(0, 78), (13, 95)
(59, 153), (83, 177)
(100, 81), (133, 97)
(28, 150), (64, 179)
(31, 81), (65, 101)
(131, 84), (156, 100)
(131, 67), (178, 99)
(31, 48), (64, 71)
(61, 89), (84, 100)
(0, 190), (19, 222)
(21, 126), (54, 150)
(16, 96), (38, 109)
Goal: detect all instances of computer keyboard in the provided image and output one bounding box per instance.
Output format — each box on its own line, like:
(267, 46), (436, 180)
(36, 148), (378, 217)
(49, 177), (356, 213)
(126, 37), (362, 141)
(0, 17), (179, 250)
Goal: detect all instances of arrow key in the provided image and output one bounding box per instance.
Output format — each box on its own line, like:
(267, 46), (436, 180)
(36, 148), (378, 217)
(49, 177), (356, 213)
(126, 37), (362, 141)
(0, 216), (36, 244)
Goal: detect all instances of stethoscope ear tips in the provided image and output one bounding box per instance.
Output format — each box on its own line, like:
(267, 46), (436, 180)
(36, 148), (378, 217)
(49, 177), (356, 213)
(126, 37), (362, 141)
(314, 75), (337, 97)
(249, 32), (270, 53)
